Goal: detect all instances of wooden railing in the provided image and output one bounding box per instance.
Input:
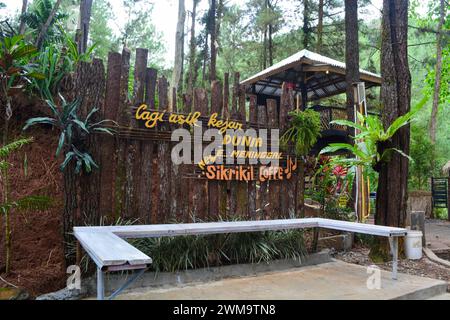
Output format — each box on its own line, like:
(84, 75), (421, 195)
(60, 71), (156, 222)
(311, 105), (348, 132)
(311, 105), (380, 133)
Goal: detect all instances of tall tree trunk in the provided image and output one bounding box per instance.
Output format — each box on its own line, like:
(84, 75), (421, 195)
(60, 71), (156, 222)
(429, 0), (445, 150)
(268, 24), (273, 66)
(35, 0), (63, 49)
(18, 0), (28, 35)
(302, 0), (310, 49)
(263, 28), (268, 69)
(345, 0), (360, 135)
(201, 33), (209, 85)
(77, 0), (93, 54)
(317, 0), (324, 53)
(172, 0), (186, 93)
(210, 0), (217, 82)
(216, 0), (224, 46)
(187, 0), (198, 94)
(267, 0), (274, 66)
(376, 0), (411, 228)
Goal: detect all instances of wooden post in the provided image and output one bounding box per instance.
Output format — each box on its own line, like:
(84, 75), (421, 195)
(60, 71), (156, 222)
(192, 88), (209, 220)
(229, 73), (240, 216)
(266, 99), (280, 219)
(209, 81), (222, 219)
(181, 94), (193, 222)
(219, 76), (230, 217)
(248, 95), (258, 218)
(129, 48), (148, 220)
(76, 59), (105, 227)
(257, 103), (268, 219)
(99, 52), (122, 219)
(156, 76), (171, 223)
(140, 68), (157, 224)
(115, 48), (131, 220)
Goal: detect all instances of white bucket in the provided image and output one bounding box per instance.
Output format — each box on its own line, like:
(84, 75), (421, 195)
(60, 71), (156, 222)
(405, 231), (423, 260)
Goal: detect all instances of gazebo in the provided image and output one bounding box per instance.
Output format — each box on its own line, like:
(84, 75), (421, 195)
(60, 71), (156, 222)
(241, 49), (382, 151)
(241, 49), (381, 107)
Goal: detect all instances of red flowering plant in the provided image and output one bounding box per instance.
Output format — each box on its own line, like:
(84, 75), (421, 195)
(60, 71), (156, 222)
(312, 156), (354, 209)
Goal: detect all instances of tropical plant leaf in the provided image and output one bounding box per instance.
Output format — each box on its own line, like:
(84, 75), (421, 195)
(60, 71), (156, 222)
(23, 117), (56, 131)
(56, 132), (65, 157)
(15, 195), (53, 212)
(0, 138), (33, 158)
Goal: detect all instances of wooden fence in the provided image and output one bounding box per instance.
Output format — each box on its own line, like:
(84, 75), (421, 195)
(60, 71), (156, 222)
(66, 48), (305, 232)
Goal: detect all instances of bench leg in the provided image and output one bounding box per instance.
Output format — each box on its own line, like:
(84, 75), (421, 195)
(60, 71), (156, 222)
(389, 237), (398, 280)
(97, 267), (105, 300)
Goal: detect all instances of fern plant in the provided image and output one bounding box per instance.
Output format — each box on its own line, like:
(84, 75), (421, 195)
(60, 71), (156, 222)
(0, 138), (52, 274)
(23, 95), (116, 174)
(281, 109), (322, 157)
(320, 111), (417, 171)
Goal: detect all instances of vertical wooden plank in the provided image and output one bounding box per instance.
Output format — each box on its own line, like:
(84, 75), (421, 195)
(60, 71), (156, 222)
(145, 68), (157, 108)
(236, 84), (249, 217)
(285, 86), (298, 218)
(248, 95), (257, 218)
(170, 87), (177, 112)
(99, 52), (121, 219)
(115, 48), (131, 220)
(133, 48), (148, 103)
(182, 93), (193, 114)
(231, 72), (240, 118)
(130, 48), (148, 221)
(170, 86), (181, 220)
(139, 68), (157, 224)
(228, 73), (240, 217)
(209, 81), (222, 219)
(144, 68), (158, 224)
(156, 76), (171, 223)
(77, 59), (105, 227)
(222, 73), (230, 119)
(279, 83), (289, 219)
(192, 88), (209, 220)
(266, 99), (281, 219)
(219, 78), (229, 217)
(257, 103), (268, 219)
(181, 94), (193, 222)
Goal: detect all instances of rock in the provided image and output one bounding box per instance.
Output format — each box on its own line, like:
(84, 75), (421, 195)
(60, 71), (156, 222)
(0, 288), (30, 300)
(37, 288), (86, 301)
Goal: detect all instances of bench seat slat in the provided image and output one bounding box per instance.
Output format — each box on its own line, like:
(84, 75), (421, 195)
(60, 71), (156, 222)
(75, 231), (152, 269)
(75, 219), (319, 239)
(316, 219), (407, 237)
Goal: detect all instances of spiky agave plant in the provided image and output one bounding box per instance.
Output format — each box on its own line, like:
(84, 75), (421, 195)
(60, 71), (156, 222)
(0, 138), (52, 274)
(23, 95), (116, 174)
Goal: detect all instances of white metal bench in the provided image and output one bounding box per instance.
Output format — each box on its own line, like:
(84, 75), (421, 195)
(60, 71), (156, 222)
(74, 218), (407, 300)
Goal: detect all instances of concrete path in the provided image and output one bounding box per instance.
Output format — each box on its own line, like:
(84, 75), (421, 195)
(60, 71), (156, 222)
(426, 220), (450, 251)
(115, 261), (447, 300)
(428, 293), (450, 300)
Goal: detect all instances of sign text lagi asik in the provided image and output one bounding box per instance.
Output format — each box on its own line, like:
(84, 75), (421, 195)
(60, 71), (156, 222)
(135, 104), (298, 182)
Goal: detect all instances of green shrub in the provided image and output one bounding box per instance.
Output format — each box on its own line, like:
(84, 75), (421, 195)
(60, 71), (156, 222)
(131, 230), (307, 273)
(435, 208), (449, 220)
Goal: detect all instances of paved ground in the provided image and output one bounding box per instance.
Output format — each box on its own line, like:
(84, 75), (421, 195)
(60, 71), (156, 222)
(115, 260), (447, 300)
(426, 220), (450, 251)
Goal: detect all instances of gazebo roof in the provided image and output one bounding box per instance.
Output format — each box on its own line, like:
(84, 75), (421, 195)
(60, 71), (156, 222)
(241, 49), (382, 101)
